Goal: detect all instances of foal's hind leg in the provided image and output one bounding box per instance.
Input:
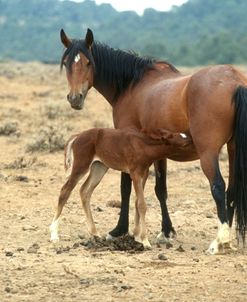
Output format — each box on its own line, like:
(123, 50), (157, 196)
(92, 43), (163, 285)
(154, 159), (176, 242)
(50, 173), (81, 241)
(80, 161), (108, 236)
(199, 152), (230, 254)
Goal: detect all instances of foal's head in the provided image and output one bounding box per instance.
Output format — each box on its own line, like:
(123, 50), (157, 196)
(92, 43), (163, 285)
(144, 128), (192, 147)
(60, 28), (95, 110)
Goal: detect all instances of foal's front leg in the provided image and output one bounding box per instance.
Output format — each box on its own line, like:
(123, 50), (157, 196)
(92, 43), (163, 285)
(80, 161), (108, 237)
(131, 171), (151, 249)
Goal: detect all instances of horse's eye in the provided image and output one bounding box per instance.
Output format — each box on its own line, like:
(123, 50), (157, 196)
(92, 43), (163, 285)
(86, 61), (91, 67)
(63, 61), (67, 68)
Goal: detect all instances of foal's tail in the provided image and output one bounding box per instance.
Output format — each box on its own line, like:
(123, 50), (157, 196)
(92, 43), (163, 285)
(233, 86), (247, 242)
(64, 134), (78, 177)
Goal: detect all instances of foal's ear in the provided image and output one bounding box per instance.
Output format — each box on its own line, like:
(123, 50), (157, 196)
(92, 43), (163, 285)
(85, 28), (94, 48)
(60, 29), (72, 48)
(162, 132), (173, 145)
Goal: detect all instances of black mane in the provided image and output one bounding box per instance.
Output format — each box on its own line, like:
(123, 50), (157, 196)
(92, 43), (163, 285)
(61, 40), (178, 101)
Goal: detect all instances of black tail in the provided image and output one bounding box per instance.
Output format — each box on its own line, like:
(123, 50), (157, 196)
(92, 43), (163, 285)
(233, 86), (247, 243)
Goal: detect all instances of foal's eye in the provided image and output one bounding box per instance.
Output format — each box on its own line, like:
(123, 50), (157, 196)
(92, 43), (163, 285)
(86, 61), (91, 67)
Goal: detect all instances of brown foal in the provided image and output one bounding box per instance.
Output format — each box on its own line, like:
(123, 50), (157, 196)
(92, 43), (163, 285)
(50, 128), (191, 248)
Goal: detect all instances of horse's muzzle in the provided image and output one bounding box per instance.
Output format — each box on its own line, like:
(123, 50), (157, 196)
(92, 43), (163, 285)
(67, 93), (84, 110)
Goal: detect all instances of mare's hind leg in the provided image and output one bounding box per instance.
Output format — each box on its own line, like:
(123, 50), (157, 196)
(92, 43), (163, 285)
(226, 140), (237, 249)
(199, 152), (230, 254)
(107, 172), (132, 239)
(50, 173), (81, 241)
(80, 161), (108, 236)
(154, 159), (176, 242)
(226, 140), (235, 227)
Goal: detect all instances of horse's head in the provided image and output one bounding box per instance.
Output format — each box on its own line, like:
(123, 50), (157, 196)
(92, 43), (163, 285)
(60, 28), (95, 110)
(162, 131), (192, 147)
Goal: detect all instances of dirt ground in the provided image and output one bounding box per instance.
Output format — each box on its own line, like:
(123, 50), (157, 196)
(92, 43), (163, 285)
(0, 61), (247, 302)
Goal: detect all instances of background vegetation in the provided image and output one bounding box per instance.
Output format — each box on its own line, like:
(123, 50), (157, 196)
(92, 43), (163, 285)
(1, 0), (247, 65)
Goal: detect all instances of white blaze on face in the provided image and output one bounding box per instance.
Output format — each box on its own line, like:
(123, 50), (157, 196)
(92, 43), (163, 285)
(74, 54), (80, 63)
(180, 133), (187, 139)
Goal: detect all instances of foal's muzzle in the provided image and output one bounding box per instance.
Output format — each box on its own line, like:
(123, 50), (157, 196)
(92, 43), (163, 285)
(67, 93), (85, 110)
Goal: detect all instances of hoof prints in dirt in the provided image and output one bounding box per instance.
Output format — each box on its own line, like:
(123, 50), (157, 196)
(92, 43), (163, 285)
(80, 235), (145, 252)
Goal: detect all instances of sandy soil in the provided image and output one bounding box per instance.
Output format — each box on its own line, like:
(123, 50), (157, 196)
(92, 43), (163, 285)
(0, 62), (247, 302)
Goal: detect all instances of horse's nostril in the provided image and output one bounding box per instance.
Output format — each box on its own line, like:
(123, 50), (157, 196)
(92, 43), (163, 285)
(79, 93), (83, 99)
(67, 94), (70, 101)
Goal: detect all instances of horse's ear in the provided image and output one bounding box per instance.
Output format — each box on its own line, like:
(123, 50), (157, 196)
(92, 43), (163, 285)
(85, 28), (94, 48)
(60, 29), (72, 48)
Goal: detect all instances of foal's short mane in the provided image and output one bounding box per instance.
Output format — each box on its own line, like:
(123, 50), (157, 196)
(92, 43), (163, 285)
(61, 39), (179, 101)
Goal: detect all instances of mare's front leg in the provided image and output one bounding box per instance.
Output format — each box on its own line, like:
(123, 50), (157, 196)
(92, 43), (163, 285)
(107, 172), (131, 239)
(154, 159), (176, 242)
(80, 161), (108, 236)
(200, 152), (231, 254)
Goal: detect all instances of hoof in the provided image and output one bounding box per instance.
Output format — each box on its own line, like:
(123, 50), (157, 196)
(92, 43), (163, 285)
(206, 240), (236, 255)
(134, 236), (151, 249)
(50, 232), (59, 242)
(156, 231), (176, 244)
(142, 239), (152, 250)
(206, 239), (219, 255)
(108, 227), (128, 238)
(50, 235), (59, 243)
(106, 233), (116, 241)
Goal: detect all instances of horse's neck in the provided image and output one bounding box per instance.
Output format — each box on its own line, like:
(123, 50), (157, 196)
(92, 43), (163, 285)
(93, 80), (115, 106)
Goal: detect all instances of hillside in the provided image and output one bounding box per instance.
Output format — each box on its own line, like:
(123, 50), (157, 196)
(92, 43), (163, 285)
(1, 0), (247, 65)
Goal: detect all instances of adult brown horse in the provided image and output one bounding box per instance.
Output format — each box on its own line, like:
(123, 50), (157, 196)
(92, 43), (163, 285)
(59, 28), (247, 254)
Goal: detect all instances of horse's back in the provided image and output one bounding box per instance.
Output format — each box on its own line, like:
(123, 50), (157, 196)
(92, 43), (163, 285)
(186, 65), (247, 150)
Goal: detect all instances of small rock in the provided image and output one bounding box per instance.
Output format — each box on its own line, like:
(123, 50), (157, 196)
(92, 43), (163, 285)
(191, 245), (197, 251)
(32, 243), (40, 250)
(235, 263), (245, 272)
(120, 284), (133, 290)
(73, 242), (80, 249)
(5, 251), (13, 257)
(5, 287), (11, 293)
(5, 287), (18, 294)
(176, 245), (185, 252)
(95, 207), (103, 212)
(193, 258), (200, 262)
(22, 225), (38, 231)
(206, 214), (214, 219)
(106, 200), (121, 208)
(166, 242), (173, 249)
(27, 246), (37, 254)
(15, 175), (29, 182)
(158, 253), (168, 261)
(79, 278), (93, 286)
(27, 243), (40, 254)
(16, 247), (25, 252)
